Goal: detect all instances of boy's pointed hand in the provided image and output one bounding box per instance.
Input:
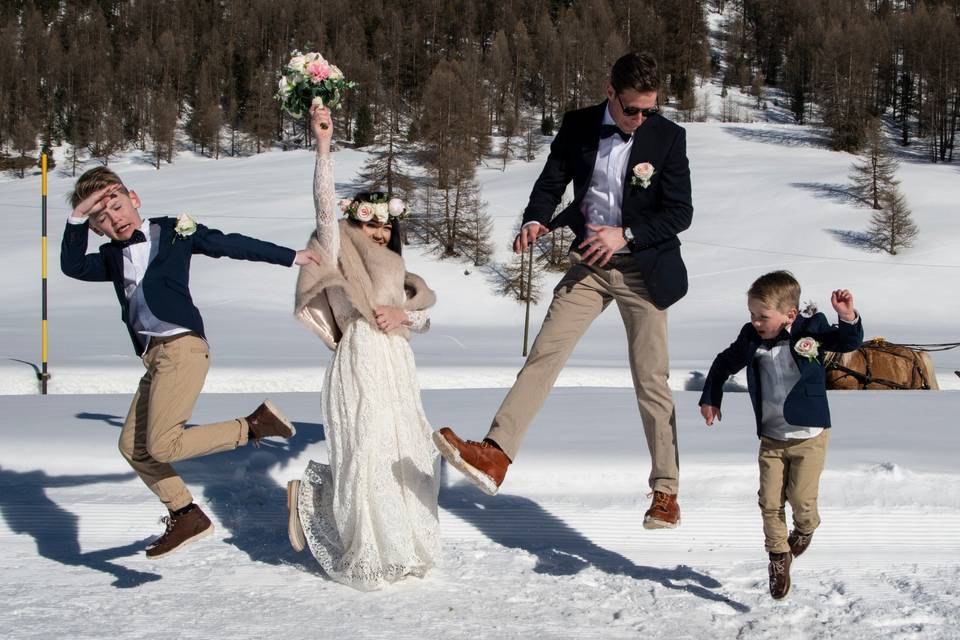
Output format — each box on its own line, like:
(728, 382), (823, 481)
(294, 249), (322, 266)
(700, 404), (721, 427)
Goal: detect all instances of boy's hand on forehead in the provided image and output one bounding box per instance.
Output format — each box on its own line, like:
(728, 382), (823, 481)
(72, 184), (122, 219)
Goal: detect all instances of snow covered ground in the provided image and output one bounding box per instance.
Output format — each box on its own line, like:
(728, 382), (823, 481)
(2, 390), (958, 639)
(2, 110), (959, 638)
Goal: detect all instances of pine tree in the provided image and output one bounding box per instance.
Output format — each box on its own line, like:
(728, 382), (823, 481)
(410, 166), (492, 264)
(358, 98), (415, 199)
(868, 187), (918, 255)
(353, 103), (373, 148)
(849, 123), (900, 210)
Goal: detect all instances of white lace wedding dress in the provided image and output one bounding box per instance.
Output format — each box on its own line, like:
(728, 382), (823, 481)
(297, 154), (440, 591)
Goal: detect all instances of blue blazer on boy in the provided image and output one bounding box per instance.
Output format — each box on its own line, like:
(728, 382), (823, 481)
(61, 216), (296, 356)
(699, 313), (864, 437)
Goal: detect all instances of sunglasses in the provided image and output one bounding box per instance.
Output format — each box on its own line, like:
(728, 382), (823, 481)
(617, 93), (659, 117)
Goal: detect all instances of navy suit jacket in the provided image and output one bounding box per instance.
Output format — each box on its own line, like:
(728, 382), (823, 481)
(61, 216), (296, 356)
(523, 101), (693, 308)
(699, 313), (864, 437)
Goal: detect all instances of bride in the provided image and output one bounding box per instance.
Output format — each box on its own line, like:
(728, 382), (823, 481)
(287, 104), (440, 590)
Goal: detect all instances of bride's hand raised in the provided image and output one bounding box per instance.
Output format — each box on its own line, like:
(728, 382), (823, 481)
(310, 102), (333, 152)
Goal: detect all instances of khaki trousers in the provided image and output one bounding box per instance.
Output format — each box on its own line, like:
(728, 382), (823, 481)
(486, 256), (680, 494)
(758, 430), (830, 553)
(118, 333), (248, 512)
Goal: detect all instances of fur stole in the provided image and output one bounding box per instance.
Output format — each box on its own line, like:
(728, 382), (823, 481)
(294, 220), (436, 350)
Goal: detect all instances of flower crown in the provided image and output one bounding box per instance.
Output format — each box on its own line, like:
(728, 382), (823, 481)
(338, 193), (407, 224)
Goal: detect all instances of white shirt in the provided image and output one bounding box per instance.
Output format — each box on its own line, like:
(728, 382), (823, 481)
(754, 315), (859, 441)
(754, 331), (823, 442)
(121, 219), (191, 342)
(581, 105), (633, 252)
(67, 215), (190, 347)
(524, 105), (633, 253)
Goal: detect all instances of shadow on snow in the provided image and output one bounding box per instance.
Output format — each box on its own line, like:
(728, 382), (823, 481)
(0, 465), (159, 589)
(439, 481), (750, 613)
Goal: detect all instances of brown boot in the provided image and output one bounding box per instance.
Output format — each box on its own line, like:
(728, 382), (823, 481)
(643, 491), (681, 529)
(245, 399), (295, 442)
(788, 529), (814, 558)
(768, 551), (792, 599)
(287, 480), (306, 552)
(432, 428), (510, 496)
(145, 505), (214, 559)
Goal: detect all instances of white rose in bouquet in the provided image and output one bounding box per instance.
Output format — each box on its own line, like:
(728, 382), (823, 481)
(275, 50), (357, 119)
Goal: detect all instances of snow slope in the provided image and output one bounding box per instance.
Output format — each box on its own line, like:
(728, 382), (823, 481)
(1, 114), (959, 639)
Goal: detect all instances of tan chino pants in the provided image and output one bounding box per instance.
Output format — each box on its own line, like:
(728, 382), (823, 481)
(118, 333), (248, 512)
(758, 429), (830, 553)
(486, 255), (680, 494)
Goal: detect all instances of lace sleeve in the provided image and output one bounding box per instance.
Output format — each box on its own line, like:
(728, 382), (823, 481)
(313, 153), (339, 266)
(405, 310), (431, 333)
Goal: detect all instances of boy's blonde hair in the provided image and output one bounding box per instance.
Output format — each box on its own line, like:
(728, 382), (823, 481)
(68, 166), (129, 208)
(748, 270), (801, 313)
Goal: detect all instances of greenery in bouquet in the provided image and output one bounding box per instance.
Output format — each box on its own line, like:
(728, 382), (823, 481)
(275, 51), (357, 120)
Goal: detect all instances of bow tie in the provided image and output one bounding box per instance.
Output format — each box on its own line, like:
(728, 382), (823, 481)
(759, 330), (791, 350)
(112, 229), (147, 248)
(600, 124), (631, 142)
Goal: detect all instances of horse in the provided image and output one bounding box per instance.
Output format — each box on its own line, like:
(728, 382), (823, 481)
(824, 338), (939, 390)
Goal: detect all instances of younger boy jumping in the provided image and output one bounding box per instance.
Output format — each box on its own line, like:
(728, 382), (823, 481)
(699, 271), (862, 599)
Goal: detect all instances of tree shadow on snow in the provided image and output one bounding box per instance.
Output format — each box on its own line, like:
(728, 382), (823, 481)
(73, 411), (328, 573)
(439, 483), (750, 613)
(0, 465), (160, 588)
(789, 182), (863, 206)
(824, 229), (876, 250)
(723, 126), (831, 149)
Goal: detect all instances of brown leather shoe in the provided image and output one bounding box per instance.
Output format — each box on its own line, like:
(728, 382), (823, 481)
(788, 529), (814, 558)
(245, 399), (296, 442)
(432, 428), (510, 496)
(145, 505), (214, 559)
(768, 551), (792, 599)
(643, 491), (681, 529)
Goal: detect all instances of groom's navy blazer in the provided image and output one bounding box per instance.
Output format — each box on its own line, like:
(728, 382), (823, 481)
(699, 313), (864, 437)
(523, 101), (693, 308)
(61, 216), (296, 356)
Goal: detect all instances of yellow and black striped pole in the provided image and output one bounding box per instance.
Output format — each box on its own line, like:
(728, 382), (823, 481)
(40, 153), (50, 394)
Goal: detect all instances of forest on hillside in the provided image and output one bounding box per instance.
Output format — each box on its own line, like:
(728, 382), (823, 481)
(0, 1), (956, 274)
(1, 0), (957, 174)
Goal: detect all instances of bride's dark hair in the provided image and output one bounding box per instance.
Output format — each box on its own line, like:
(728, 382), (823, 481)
(346, 191), (403, 256)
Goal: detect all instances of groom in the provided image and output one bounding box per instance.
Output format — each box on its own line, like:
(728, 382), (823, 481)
(435, 52), (693, 529)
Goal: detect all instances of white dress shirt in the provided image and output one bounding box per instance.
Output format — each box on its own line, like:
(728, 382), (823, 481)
(524, 105), (633, 253)
(581, 105), (633, 254)
(754, 315), (859, 441)
(68, 215), (190, 347)
(754, 330), (823, 442)
(121, 219), (191, 343)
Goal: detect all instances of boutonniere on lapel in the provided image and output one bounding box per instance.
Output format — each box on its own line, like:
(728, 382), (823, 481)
(793, 337), (820, 361)
(172, 213), (197, 244)
(629, 162), (655, 189)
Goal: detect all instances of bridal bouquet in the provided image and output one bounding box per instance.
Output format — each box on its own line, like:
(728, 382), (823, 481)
(275, 51), (356, 124)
